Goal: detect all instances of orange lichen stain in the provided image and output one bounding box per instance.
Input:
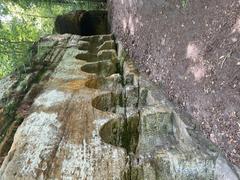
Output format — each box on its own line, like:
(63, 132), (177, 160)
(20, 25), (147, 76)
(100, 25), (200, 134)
(61, 99), (95, 145)
(85, 79), (98, 89)
(60, 80), (87, 91)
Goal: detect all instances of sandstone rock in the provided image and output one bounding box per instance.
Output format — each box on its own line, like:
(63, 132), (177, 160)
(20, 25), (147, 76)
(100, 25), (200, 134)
(0, 34), (239, 180)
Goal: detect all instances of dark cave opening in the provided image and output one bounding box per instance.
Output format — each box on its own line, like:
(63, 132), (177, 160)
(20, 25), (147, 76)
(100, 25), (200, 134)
(54, 10), (110, 36)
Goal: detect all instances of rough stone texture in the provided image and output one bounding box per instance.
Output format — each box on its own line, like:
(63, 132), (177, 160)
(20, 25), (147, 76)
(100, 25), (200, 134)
(0, 34), (127, 180)
(108, 0), (240, 166)
(0, 34), (70, 166)
(0, 76), (17, 101)
(0, 34), (239, 179)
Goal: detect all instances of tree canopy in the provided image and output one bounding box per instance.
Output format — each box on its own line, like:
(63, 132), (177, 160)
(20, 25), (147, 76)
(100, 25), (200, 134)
(0, 0), (106, 78)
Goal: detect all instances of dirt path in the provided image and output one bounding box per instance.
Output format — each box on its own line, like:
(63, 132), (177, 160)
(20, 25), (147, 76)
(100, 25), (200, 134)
(109, 0), (240, 166)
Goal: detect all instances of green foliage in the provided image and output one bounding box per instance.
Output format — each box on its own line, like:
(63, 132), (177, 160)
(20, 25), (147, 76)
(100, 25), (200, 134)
(0, 0), (106, 79)
(180, 0), (188, 8)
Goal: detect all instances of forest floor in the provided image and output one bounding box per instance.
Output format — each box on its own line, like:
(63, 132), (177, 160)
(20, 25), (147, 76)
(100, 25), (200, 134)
(109, 0), (240, 166)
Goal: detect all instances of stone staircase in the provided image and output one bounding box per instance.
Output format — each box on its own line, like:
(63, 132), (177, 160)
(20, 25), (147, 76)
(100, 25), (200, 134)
(0, 34), (239, 179)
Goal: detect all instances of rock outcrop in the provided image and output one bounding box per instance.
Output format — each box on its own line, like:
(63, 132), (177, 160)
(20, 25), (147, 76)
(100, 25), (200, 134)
(0, 33), (239, 179)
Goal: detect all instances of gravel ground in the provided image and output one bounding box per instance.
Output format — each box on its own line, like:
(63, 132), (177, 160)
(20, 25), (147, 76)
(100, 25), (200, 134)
(108, 0), (240, 166)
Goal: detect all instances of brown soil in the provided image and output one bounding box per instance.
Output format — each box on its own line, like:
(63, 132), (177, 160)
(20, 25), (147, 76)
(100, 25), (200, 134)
(108, 0), (240, 166)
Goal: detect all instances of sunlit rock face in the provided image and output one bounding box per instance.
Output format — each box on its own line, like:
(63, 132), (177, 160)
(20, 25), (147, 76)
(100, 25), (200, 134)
(0, 34), (127, 180)
(0, 34), (239, 179)
(54, 10), (110, 36)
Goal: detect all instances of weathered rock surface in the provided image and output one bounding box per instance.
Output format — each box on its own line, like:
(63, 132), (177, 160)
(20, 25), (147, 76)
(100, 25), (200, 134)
(0, 34), (239, 179)
(0, 34), (70, 166)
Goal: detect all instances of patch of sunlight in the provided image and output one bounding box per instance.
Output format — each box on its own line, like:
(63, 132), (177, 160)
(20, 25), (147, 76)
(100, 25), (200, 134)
(0, 14), (12, 22)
